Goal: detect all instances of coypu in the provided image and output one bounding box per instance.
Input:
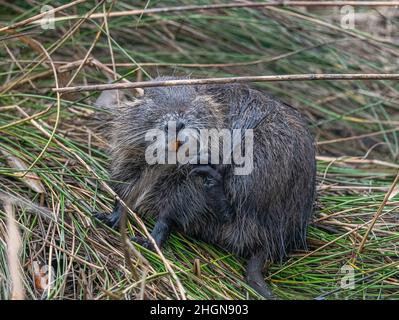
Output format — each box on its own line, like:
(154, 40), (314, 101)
(94, 77), (316, 299)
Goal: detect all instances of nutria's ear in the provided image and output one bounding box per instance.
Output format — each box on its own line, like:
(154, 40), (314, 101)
(133, 87), (144, 97)
(95, 89), (123, 109)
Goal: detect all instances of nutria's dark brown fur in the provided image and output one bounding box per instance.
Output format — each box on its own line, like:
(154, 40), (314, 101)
(94, 77), (316, 299)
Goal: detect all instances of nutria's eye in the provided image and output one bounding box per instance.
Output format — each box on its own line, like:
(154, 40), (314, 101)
(176, 121), (185, 132)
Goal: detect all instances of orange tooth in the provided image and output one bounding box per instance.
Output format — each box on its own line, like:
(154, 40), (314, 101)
(171, 140), (182, 151)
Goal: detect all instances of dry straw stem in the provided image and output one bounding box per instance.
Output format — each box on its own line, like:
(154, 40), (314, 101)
(63, 0), (117, 89)
(6, 0), (109, 177)
(90, 58), (144, 96)
(1, 0), (106, 94)
(18, 38), (61, 178)
(54, 73), (399, 93)
(4, 202), (25, 300)
(2, 1), (399, 32)
(269, 209), (396, 279)
(0, 59), (90, 94)
(356, 170), (399, 257)
(317, 126), (399, 145)
(23, 1), (399, 26)
(14, 107), (187, 300)
(316, 156), (399, 169)
(0, 0), (86, 32)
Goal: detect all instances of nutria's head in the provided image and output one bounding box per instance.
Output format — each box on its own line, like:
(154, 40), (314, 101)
(112, 77), (226, 163)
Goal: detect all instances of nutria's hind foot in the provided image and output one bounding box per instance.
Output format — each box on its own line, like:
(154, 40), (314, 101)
(246, 253), (276, 300)
(93, 199), (121, 229)
(131, 236), (155, 251)
(132, 216), (173, 251)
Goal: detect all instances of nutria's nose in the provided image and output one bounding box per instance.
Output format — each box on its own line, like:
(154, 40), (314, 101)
(164, 121), (185, 133)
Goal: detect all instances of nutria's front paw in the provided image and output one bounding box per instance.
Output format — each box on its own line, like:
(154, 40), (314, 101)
(93, 211), (121, 229)
(189, 164), (222, 189)
(190, 164), (234, 222)
(131, 236), (155, 251)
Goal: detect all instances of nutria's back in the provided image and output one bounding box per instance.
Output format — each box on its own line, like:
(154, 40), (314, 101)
(202, 84), (316, 260)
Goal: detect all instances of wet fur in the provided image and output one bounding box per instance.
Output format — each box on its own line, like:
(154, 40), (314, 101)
(95, 77), (316, 298)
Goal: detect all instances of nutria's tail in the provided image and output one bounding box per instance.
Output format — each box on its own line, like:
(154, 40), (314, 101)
(246, 253), (276, 299)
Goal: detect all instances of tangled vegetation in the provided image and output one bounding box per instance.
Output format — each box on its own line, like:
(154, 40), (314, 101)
(0, 1), (398, 299)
